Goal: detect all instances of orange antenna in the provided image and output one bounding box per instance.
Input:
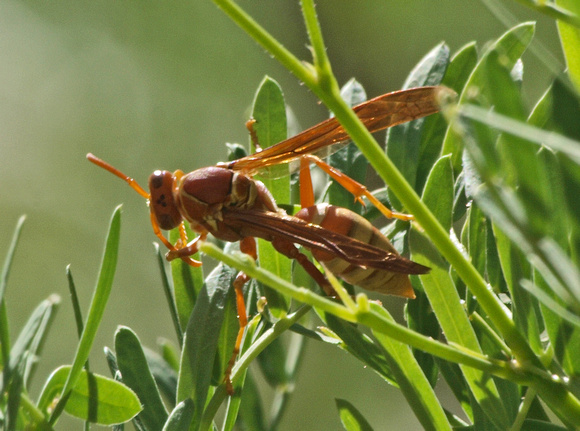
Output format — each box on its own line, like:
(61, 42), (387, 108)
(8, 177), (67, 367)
(86, 153), (150, 199)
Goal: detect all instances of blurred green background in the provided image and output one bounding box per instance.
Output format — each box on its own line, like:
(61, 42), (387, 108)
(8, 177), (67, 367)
(0, 1), (563, 429)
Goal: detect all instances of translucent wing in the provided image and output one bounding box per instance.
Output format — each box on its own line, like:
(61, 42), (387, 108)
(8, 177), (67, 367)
(220, 86), (451, 176)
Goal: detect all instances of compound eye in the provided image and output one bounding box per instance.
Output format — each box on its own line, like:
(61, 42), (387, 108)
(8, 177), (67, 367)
(149, 170), (182, 230)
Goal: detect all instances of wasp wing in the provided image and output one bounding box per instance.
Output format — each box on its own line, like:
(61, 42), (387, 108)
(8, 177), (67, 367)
(223, 209), (429, 275)
(221, 86), (451, 175)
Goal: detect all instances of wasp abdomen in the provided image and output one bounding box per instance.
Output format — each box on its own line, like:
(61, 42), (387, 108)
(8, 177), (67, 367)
(295, 204), (415, 298)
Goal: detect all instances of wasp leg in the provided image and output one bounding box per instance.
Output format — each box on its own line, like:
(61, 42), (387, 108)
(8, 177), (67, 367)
(223, 236), (257, 395)
(164, 229), (206, 266)
(302, 154), (414, 222)
(271, 237), (336, 297)
(299, 157), (316, 208)
(246, 118), (263, 152)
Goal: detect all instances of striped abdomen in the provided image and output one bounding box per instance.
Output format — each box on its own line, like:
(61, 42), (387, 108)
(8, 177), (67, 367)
(294, 204), (415, 298)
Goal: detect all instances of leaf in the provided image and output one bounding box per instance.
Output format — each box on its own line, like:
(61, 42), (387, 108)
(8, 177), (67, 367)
(49, 206), (121, 424)
(371, 304), (452, 430)
(556, 0), (580, 90)
(237, 372), (266, 431)
(38, 366), (141, 425)
(421, 155), (454, 233)
(416, 42), (477, 192)
(492, 221), (543, 354)
(144, 346), (178, 408)
(163, 399), (194, 431)
(409, 228), (510, 428)
(115, 327), (168, 430)
(324, 313), (395, 384)
(442, 22), (536, 171)
(222, 314), (262, 431)
(252, 76), (291, 318)
(169, 223), (204, 334)
(405, 290), (440, 388)
(256, 335), (288, 388)
(176, 263), (236, 427)
(327, 78), (368, 214)
(9, 295), (60, 389)
(387, 43), (450, 208)
(336, 399), (374, 431)
(0, 215), (26, 304)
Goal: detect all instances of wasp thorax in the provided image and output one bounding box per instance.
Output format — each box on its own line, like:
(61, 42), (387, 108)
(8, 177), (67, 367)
(148, 170), (183, 230)
(181, 167), (234, 204)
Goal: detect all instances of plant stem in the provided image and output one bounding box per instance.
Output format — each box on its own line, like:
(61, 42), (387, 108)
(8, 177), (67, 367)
(199, 305), (311, 431)
(200, 243), (528, 383)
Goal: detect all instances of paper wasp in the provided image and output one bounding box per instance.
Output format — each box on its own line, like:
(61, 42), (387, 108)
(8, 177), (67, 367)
(88, 85), (448, 393)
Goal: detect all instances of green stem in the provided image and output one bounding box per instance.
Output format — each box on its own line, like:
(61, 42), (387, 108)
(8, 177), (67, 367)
(199, 305), (311, 431)
(200, 243), (528, 383)
(212, 0), (317, 88)
(300, 0), (335, 89)
(514, 0), (580, 28)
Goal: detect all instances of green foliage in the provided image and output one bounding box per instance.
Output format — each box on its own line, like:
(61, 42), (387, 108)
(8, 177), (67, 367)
(2, 1), (580, 430)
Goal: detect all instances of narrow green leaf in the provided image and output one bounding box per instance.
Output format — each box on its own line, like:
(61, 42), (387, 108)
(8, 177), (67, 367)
(155, 243), (183, 346)
(520, 418), (569, 430)
(551, 77), (580, 248)
(237, 372), (266, 431)
(418, 148), (456, 392)
(327, 79), (368, 213)
(324, 314), (395, 384)
(371, 304), (452, 431)
(409, 229), (509, 428)
(557, 0), (580, 90)
(6, 359), (25, 431)
(0, 215), (26, 304)
(405, 290), (440, 388)
(251, 76), (291, 318)
(163, 399), (194, 431)
(484, 51), (558, 245)
(159, 338), (180, 372)
(462, 205), (487, 295)
(38, 366), (141, 425)
(252, 76), (289, 183)
(115, 327), (168, 430)
(10, 295), (60, 388)
(211, 263), (238, 387)
(336, 398), (374, 431)
(0, 215), (26, 391)
(492, 224), (543, 353)
(416, 42), (476, 192)
(387, 43), (450, 208)
(442, 42), (478, 96)
(66, 266), (85, 340)
(256, 335), (288, 388)
(421, 155), (454, 232)
(222, 314), (262, 431)
(177, 264), (236, 427)
(267, 328), (307, 430)
(144, 347), (178, 409)
(436, 360), (472, 421)
(442, 22), (536, 170)
(169, 224), (204, 333)
(50, 206), (121, 425)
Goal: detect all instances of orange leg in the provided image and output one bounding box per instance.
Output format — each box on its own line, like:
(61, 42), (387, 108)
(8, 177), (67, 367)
(302, 154), (414, 221)
(299, 158), (316, 208)
(272, 237), (336, 296)
(223, 236), (256, 395)
(246, 118), (262, 152)
(149, 212), (203, 266)
(165, 230), (207, 264)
